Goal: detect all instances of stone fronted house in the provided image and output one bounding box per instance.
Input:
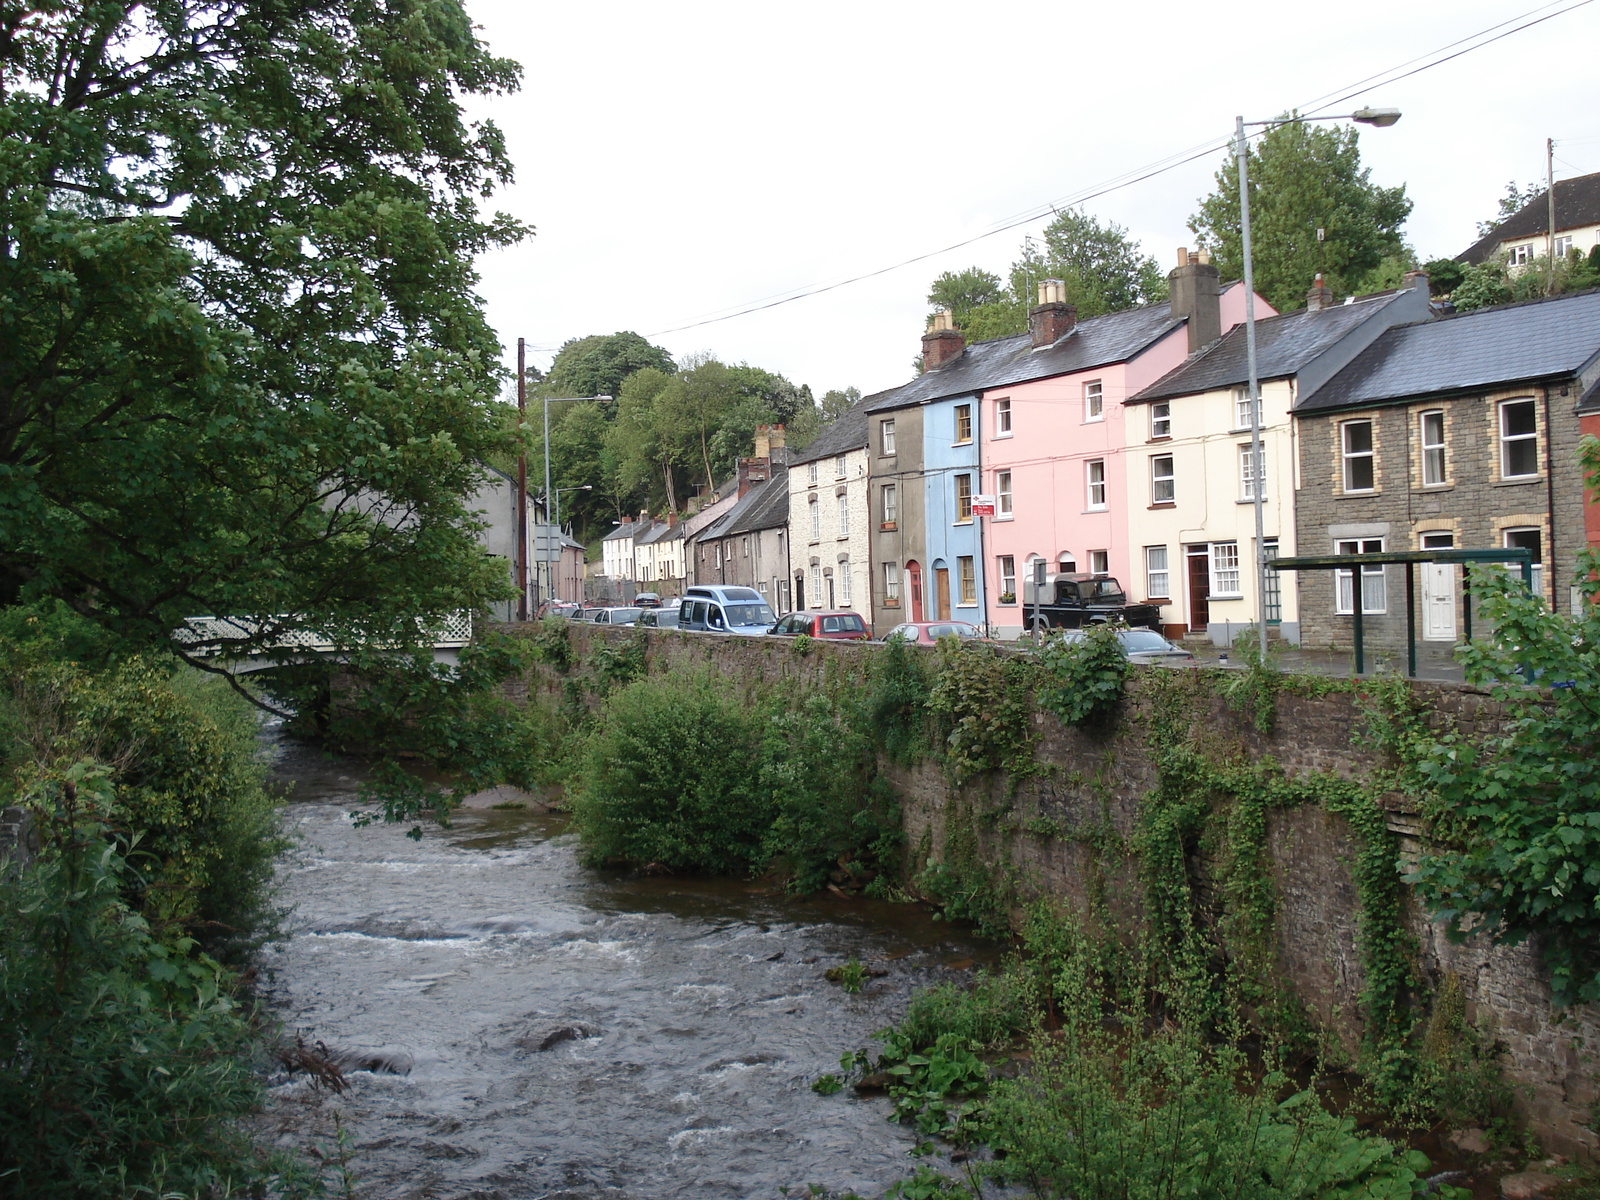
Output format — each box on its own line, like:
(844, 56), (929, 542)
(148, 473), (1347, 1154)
(1290, 288), (1600, 654)
(786, 402), (871, 619)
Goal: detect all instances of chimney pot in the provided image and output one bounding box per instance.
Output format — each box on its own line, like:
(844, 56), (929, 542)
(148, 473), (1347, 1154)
(1028, 291), (1077, 349)
(922, 315), (966, 370)
(1176, 247), (1189, 267)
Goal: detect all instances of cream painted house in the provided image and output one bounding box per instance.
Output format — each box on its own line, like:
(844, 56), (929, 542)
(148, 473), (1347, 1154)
(1125, 276), (1432, 644)
(786, 405), (872, 618)
(1457, 170), (1600, 272)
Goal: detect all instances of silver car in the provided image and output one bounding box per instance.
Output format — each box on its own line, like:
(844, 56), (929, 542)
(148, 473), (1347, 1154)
(589, 606), (643, 627)
(1053, 627), (1196, 666)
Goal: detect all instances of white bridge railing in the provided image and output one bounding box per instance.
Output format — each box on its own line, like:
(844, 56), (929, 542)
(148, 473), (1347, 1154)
(176, 611), (473, 660)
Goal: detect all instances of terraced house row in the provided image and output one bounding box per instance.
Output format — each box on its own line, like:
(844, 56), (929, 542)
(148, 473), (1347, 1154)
(834, 255), (1600, 648)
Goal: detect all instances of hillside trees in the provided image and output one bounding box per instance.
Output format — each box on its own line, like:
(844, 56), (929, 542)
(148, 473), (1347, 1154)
(926, 210), (1168, 342)
(0, 0), (527, 666)
(1189, 118), (1413, 312)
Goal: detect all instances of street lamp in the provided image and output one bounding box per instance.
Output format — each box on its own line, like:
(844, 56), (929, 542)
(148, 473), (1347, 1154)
(540, 483), (593, 604)
(1235, 106), (1401, 663)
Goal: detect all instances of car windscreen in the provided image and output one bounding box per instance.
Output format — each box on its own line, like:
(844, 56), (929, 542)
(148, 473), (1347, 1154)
(929, 623), (977, 639)
(726, 603), (775, 627)
(611, 608), (642, 622)
(1118, 630), (1171, 652)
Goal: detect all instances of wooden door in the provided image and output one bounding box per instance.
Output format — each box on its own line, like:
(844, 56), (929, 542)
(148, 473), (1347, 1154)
(908, 560), (924, 622)
(935, 568), (951, 620)
(1186, 545), (1210, 633)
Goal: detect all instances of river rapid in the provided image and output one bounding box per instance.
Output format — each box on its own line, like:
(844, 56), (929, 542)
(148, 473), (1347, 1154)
(257, 728), (997, 1200)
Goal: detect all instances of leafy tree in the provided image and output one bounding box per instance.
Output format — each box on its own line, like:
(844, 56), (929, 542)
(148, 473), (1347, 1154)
(1421, 258), (1466, 296)
(1448, 246), (1600, 313)
(540, 331), (676, 408)
(1476, 179), (1545, 239)
(1189, 118), (1413, 313)
(928, 267), (1009, 327)
(821, 386), (863, 420)
(0, 0), (527, 673)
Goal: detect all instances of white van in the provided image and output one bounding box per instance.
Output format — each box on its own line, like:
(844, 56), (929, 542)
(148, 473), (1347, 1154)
(678, 585), (776, 636)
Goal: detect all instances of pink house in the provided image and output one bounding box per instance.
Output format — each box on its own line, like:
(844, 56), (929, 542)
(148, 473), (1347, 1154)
(980, 254), (1267, 637)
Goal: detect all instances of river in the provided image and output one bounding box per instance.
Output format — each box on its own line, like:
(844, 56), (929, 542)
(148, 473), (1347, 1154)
(257, 727), (998, 1199)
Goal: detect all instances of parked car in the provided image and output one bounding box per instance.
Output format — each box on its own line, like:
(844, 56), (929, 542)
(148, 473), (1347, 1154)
(637, 608), (679, 629)
(1051, 627), (1197, 666)
(633, 592), (662, 609)
(538, 601), (581, 619)
(679, 585), (776, 636)
(767, 610), (871, 641)
(884, 621), (986, 646)
(589, 606), (643, 627)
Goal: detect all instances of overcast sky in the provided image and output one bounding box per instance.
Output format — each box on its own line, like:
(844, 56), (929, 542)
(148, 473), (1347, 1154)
(463, 0), (1598, 402)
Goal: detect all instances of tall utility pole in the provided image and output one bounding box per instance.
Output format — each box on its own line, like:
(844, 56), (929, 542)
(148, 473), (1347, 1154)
(516, 338), (529, 621)
(1547, 137), (1558, 295)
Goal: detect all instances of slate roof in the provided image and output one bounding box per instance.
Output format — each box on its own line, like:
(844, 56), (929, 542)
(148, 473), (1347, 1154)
(1297, 288), (1600, 414)
(788, 400), (869, 465)
(1130, 291), (1411, 404)
(601, 521), (639, 542)
(697, 463), (791, 541)
(635, 520), (683, 546)
(1458, 171), (1600, 265)
(863, 301), (1186, 414)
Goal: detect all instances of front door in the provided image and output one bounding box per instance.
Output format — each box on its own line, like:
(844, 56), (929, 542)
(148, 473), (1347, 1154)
(794, 572), (805, 612)
(1421, 532), (1456, 641)
(907, 560), (924, 622)
(1186, 545), (1210, 633)
(935, 568), (951, 620)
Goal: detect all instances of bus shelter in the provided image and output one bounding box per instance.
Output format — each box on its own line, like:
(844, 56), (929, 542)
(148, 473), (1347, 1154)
(1267, 548), (1535, 677)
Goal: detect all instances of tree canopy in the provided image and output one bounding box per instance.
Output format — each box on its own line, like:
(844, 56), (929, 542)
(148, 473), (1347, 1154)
(1, 0), (527, 667)
(1189, 118), (1413, 313)
(925, 210), (1167, 343)
(540, 331), (676, 406)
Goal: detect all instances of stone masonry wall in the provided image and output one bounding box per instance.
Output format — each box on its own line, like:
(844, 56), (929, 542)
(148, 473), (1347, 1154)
(500, 621), (1600, 1157)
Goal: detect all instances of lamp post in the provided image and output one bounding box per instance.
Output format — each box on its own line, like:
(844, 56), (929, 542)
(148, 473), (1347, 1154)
(532, 392), (610, 614)
(1235, 106), (1401, 664)
(543, 483), (593, 602)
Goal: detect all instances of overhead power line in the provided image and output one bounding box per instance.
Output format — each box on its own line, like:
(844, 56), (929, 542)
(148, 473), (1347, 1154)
(637, 0), (1593, 340)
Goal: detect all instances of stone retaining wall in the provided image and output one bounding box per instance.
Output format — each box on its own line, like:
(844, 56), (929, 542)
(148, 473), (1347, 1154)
(497, 621), (1599, 1157)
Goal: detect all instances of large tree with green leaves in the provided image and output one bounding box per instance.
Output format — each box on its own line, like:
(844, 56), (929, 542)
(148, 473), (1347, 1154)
(540, 331), (676, 408)
(1189, 118), (1412, 313)
(0, 0), (527, 670)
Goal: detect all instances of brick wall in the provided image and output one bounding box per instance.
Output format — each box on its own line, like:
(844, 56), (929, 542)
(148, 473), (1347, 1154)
(499, 622), (1600, 1156)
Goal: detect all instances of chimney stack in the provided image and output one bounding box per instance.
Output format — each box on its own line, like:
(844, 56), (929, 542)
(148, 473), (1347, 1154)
(737, 452), (771, 499)
(1169, 247), (1222, 353)
(1306, 273), (1335, 313)
(667, 510), (678, 528)
(921, 309), (965, 371)
(1403, 268), (1431, 296)
(768, 424), (786, 449)
(754, 424), (771, 459)
(1028, 279), (1078, 348)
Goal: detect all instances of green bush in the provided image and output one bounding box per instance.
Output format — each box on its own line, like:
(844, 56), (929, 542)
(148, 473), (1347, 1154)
(865, 636), (932, 764)
(1034, 623), (1129, 728)
(569, 669), (770, 872)
(0, 765), (289, 1198)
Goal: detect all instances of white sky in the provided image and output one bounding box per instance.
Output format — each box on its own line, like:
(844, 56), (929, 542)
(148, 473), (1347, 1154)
(463, 0), (1599, 401)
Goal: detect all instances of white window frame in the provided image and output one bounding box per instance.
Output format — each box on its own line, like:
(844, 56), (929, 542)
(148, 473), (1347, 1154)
(1238, 443), (1265, 501)
(834, 455), (847, 479)
(1084, 380), (1104, 422)
(1335, 538), (1386, 614)
(954, 403), (973, 444)
(1209, 541), (1241, 597)
(1419, 409), (1446, 486)
(1151, 401), (1171, 439)
(957, 555), (977, 605)
(881, 483), (897, 525)
(808, 495), (820, 541)
(1341, 419), (1375, 492)
(998, 555), (1016, 600)
(1555, 235), (1574, 258)
(1499, 398), (1539, 479)
(883, 561), (901, 603)
(1145, 545), (1170, 599)
(880, 419), (897, 456)
(1089, 549), (1109, 577)
(996, 470), (1013, 517)
(1151, 454), (1175, 504)
(955, 472), (973, 523)
(1503, 527), (1544, 597)
(995, 398), (1012, 437)
(1233, 386), (1259, 432)
(838, 557), (853, 605)
(808, 461), (819, 485)
(1509, 243), (1533, 266)
(836, 490), (849, 536)
(1086, 459), (1106, 510)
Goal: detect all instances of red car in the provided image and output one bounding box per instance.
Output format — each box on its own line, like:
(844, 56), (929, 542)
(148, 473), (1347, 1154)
(884, 621), (986, 646)
(767, 610), (872, 641)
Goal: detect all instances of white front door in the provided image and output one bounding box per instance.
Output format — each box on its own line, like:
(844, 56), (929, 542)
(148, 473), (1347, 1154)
(1421, 533), (1455, 641)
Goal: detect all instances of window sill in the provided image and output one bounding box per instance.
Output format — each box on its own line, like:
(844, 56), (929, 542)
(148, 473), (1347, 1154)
(1085, 507), (1108, 514)
(1235, 497), (1269, 505)
(1144, 596), (1172, 604)
(1336, 489), (1380, 498)
(879, 521), (898, 532)
(882, 599), (901, 608)
(1495, 476), (1543, 486)
(953, 518), (973, 526)
(993, 431), (1013, 440)
(1083, 417), (1105, 425)
(1147, 435), (1172, 443)
(1149, 501), (1176, 510)
(991, 513), (1014, 522)
(1209, 593), (1244, 601)
(955, 602), (979, 608)
(952, 440), (973, 448)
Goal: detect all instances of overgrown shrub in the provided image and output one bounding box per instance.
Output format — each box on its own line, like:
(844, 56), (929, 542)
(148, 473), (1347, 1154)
(569, 668), (770, 872)
(926, 640), (1038, 782)
(1034, 624), (1129, 728)
(865, 637), (933, 764)
(0, 764), (294, 1198)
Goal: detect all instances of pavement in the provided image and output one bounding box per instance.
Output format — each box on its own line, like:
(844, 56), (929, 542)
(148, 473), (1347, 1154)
(1174, 636), (1469, 684)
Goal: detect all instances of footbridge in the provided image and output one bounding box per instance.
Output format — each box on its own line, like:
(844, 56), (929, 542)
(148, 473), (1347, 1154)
(175, 612), (473, 674)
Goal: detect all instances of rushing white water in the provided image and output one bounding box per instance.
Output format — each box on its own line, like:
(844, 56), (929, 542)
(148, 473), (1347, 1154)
(257, 733), (994, 1199)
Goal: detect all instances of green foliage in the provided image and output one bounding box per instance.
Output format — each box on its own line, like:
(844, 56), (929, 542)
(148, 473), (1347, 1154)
(1476, 179), (1545, 239)
(865, 636), (933, 765)
(1422, 257), (1466, 295)
(1034, 624), (1129, 727)
(570, 669), (770, 872)
(0, 763), (296, 1198)
(540, 331), (675, 405)
(1, 0), (526, 660)
(1, 616), (283, 954)
(1190, 117), (1413, 312)
(1448, 249), (1600, 313)
(1215, 626), (1279, 732)
(1407, 562), (1600, 1005)
(926, 640), (1038, 783)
